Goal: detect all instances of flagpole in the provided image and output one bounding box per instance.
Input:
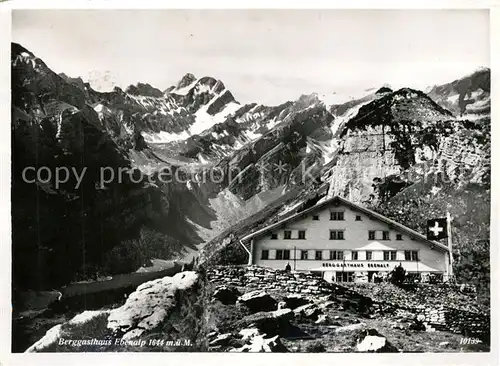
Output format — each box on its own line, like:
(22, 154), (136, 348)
(293, 246), (296, 271)
(342, 253), (345, 282)
(446, 211), (454, 281)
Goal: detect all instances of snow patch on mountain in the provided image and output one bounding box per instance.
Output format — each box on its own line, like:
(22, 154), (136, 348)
(265, 117), (280, 130)
(242, 129), (263, 141)
(13, 51), (38, 69)
(93, 103), (111, 122)
(197, 154), (211, 164)
(192, 101), (241, 135)
(306, 137), (339, 165)
(447, 94), (460, 104)
(301, 97), (376, 164)
(316, 90), (370, 109)
(279, 200), (305, 218)
(427, 68), (490, 116)
(140, 100), (241, 144)
(171, 79), (198, 96)
(142, 130), (191, 143)
(330, 100), (371, 137)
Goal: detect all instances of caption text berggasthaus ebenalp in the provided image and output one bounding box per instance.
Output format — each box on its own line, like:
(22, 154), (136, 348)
(57, 338), (193, 348)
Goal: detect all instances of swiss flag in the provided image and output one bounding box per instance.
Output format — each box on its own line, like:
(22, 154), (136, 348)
(426, 218), (448, 240)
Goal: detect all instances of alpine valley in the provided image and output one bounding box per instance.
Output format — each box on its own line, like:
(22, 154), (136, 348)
(11, 40), (490, 317)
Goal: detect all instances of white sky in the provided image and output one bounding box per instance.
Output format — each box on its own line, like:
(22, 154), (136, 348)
(12, 9), (489, 105)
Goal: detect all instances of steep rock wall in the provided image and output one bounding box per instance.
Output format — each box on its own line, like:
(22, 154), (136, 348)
(327, 127), (401, 202)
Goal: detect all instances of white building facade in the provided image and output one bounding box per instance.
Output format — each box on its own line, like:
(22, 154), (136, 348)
(241, 196), (452, 283)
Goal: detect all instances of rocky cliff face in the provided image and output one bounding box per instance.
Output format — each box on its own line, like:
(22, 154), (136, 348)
(327, 83), (490, 209)
(326, 88), (455, 202)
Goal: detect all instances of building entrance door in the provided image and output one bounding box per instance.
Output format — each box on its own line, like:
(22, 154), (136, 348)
(335, 271), (354, 282)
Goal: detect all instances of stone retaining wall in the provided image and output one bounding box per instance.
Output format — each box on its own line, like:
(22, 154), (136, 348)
(444, 307), (490, 339)
(392, 304), (489, 338)
(206, 265), (332, 296)
(391, 303), (489, 340)
(342, 282), (489, 341)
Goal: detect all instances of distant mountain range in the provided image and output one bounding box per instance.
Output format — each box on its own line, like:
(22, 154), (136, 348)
(11, 42), (490, 295)
(427, 68), (490, 116)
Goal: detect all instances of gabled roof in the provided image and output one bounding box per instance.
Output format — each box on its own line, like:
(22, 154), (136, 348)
(240, 196), (450, 253)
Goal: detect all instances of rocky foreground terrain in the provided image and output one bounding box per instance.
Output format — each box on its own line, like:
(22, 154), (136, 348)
(24, 266), (489, 353)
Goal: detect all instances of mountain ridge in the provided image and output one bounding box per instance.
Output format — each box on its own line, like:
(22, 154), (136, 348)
(427, 68), (490, 117)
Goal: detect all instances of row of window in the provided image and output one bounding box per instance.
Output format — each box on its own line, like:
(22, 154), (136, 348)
(312, 211), (363, 221)
(261, 249), (419, 261)
(272, 231), (307, 240)
(271, 230), (403, 241)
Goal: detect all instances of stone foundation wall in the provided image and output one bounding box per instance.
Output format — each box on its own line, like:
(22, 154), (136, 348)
(206, 265), (333, 296)
(345, 282), (490, 342)
(391, 304), (489, 340)
(444, 307), (490, 339)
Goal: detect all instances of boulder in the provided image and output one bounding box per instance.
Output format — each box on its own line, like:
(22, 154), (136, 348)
(305, 341), (327, 352)
(230, 335), (288, 352)
(209, 333), (233, 347)
(207, 331), (218, 339)
(238, 327), (261, 341)
(318, 300), (337, 310)
(315, 314), (331, 325)
(238, 309), (294, 337)
(424, 322), (436, 332)
(293, 303), (322, 321)
(341, 295), (374, 315)
(293, 303), (314, 314)
(391, 322), (407, 330)
(213, 286), (241, 305)
(25, 310), (110, 352)
(237, 290), (277, 313)
(409, 317), (426, 331)
(277, 301), (288, 310)
(304, 306), (322, 320)
(273, 308), (294, 321)
(107, 271), (198, 340)
(334, 322), (367, 334)
(355, 329), (398, 353)
(284, 294), (311, 309)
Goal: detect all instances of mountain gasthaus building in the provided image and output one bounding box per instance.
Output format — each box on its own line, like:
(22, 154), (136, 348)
(240, 196), (452, 283)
